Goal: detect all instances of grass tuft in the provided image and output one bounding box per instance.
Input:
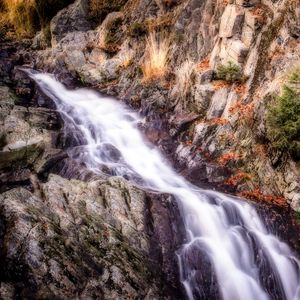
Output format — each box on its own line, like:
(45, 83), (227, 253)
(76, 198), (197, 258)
(0, 0), (73, 38)
(141, 32), (170, 81)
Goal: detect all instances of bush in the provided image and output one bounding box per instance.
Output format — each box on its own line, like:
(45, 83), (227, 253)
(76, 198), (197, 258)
(266, 73), (300, 159)
(216, 61), (242, 83)
(88, 0), (128, 25)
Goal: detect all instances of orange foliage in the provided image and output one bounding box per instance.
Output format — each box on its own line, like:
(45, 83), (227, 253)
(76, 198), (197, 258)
(249, 5), (266, 24)
(268, 46), (285, 61)
(184, 140), (193, 145)
(208, 117), (229, 125)
(238, 189), (288, 208)
(254, 144), (267, 158)
(234, 84), (247, 94)
(213, 80), (230, 90)
(218, 152), (242, 166)
(224, 172), (252, 186)
(229, 101), (255, 123)
(195, 58), (210, 72)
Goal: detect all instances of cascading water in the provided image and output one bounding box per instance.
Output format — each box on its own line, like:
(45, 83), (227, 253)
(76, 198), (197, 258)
(29, 71), (300, 300)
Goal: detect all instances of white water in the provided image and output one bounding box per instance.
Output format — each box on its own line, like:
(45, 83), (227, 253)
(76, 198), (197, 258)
(30, 72), (300, 300)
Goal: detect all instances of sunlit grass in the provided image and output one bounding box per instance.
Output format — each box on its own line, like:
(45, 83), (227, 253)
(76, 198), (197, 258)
(1, 0), (37, 37)
(141, 32), (170, 81)
(0, 0), (72, 38)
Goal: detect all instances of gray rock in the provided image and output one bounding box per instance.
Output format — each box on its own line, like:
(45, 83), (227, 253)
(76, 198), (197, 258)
(0, 174), (183, 299)
(50, 0), (91, 45)
(0, 138), (45, 170)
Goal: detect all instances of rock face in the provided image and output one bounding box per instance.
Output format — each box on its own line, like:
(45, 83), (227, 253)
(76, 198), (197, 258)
(0, 43), (184, 299)
(0, 175), (183, 299)
(1, 0), (300, 298)
(33, 0), (300, 211)
(50, 0), (91, 45)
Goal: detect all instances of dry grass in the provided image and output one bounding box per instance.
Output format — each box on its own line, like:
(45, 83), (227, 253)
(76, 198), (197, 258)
(1, 0), (37, 37)
(0, 0), (72, 38)
(141, 32), (170, 81)
(173, 59), (195, 97)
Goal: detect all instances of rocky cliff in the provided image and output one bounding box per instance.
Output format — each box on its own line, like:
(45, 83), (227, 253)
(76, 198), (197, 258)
(1, 0), (300, 298)
(0, 41), (184, 298)
(31, 0), (300, 212)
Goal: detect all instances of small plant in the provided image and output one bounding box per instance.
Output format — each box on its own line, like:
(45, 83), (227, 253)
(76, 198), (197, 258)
(173, 59), (195, 97)
(266, 72), (300, 159)
(141, 32), (170, 81)
(295, 212), (300, 224)
(216, 61), (242, 83)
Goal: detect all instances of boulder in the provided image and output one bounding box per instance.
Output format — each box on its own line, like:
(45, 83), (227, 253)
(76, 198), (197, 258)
(50, 0), (91, 45)
(0, 138), (45, 170)
(206, 88), (228, 119)
(226, 39), (249, 63)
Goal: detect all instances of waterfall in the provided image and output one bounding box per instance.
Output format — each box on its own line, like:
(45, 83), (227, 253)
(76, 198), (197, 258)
(29, 71), (300, 300)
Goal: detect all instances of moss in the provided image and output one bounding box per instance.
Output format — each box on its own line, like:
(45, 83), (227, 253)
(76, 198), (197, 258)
(266, 73), (300, 160)
(42, 23), (51, 46)
(216, 62), (242, 83)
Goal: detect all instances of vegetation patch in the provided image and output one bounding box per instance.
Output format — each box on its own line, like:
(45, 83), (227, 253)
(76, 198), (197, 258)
(88, 0), (128, 25)
(266, 72), (300, 160)
(0, 0), (73, 38)
(141, 32), (170, 81)
(216, 61), (243, 83)
(173, 59), (195, 98)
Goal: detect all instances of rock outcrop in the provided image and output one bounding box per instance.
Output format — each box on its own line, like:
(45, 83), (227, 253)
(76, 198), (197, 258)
(0, 42), (184, 299)
(33, 0), (300, 211)
(1, 0), (300, 298)
(0, 175), (183, 299)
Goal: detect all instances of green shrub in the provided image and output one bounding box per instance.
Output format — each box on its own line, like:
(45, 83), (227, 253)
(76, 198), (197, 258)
(216, 61), (242, 83)
(266, 73), (300, 159)
(88, 0), (128, 25)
